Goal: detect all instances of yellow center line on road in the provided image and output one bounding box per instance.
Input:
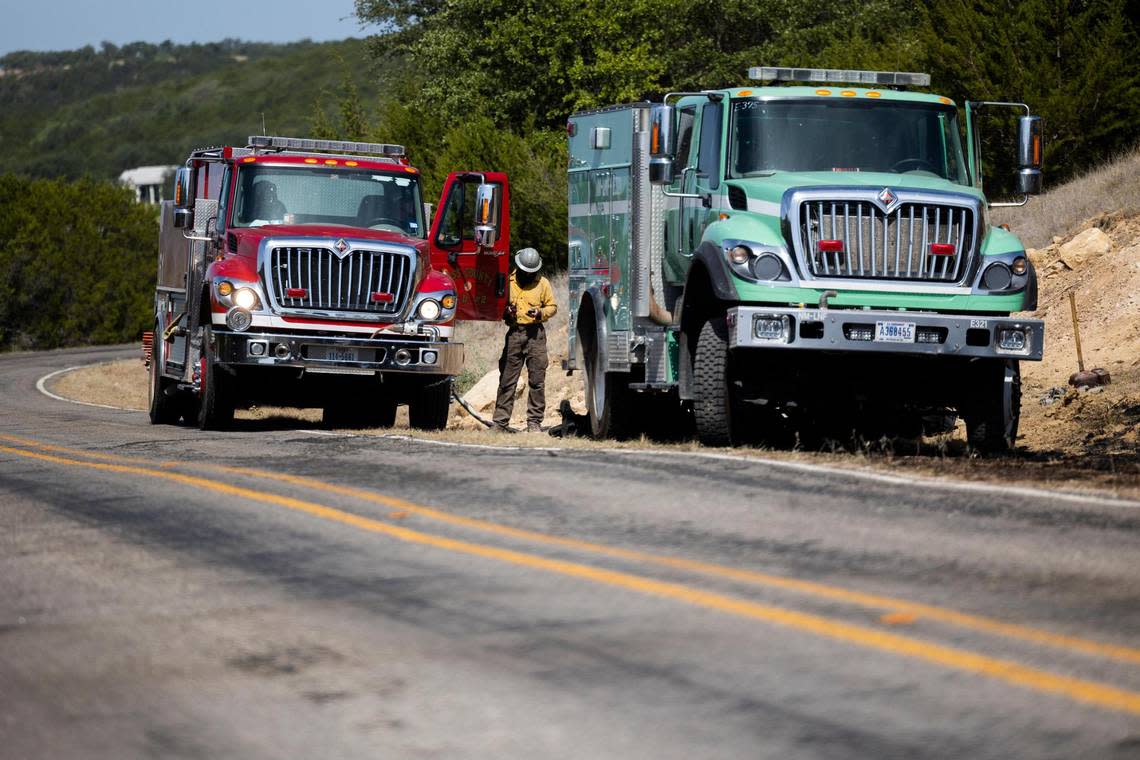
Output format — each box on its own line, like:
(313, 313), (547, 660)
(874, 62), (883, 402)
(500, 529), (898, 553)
(3, 439), (1140, 717)
(3, 431), (1140, 669)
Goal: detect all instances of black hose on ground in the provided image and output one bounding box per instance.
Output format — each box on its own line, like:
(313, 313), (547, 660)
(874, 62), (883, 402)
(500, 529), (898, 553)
(451, 388), (495, 428)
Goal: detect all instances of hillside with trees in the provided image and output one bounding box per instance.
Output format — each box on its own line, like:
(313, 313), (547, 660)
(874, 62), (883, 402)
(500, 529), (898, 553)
(1, 1), (1136, 351)
(0, 38), (385, 180)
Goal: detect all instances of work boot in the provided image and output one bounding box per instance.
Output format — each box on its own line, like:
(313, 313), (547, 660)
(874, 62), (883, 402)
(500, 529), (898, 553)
(527, 421), (542, 433)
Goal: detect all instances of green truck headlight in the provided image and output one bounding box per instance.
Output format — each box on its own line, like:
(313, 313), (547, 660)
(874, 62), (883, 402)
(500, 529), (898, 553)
(982, 263), (1012, 291)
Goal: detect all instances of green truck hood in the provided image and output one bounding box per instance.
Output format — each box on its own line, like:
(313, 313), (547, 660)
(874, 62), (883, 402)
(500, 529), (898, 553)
(726, 170), (986, 207)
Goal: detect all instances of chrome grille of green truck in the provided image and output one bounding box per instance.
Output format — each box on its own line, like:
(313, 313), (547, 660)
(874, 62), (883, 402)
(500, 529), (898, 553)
(798, 200), (975, 282)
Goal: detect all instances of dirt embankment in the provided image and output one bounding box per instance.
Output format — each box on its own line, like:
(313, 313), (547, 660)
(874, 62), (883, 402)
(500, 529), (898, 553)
(1019, 214), (1140, 458)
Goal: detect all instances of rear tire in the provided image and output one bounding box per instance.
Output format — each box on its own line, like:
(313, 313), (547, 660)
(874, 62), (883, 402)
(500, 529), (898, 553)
(197, 326), (236, 431)
(693, 318), (740, 447)
(963, 360), (1021, 454)
(148, 324), (182, 425)
(583, 328), (631, 439)
(408, 376), (452, 430)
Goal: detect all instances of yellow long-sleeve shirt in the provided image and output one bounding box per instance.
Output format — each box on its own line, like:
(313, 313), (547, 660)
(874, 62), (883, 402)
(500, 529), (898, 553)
(508, 272), (557, 325)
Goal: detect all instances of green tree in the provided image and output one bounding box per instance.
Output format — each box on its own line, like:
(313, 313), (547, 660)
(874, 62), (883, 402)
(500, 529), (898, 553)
(0, 176), (157, 350)
(920, 0), (1140, 183)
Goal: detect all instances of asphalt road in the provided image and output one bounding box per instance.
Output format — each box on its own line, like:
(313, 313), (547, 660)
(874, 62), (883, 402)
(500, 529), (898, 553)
(2, 345), (1140, 759)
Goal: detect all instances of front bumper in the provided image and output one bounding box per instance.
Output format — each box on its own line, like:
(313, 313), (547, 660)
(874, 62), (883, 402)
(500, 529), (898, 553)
(727, 306), (1043, 361)
(213, 329), (463, 375)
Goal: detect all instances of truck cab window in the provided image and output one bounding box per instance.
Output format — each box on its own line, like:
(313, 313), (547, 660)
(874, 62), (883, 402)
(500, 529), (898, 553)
(673, 107), (696, 178)
(230, 165), (426, 235)
(435, 178), (502, 247)
(696, 101), (723, 190)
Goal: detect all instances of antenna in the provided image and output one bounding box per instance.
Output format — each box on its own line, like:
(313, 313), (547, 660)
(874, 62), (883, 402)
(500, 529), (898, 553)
(261, 113), (267, 134)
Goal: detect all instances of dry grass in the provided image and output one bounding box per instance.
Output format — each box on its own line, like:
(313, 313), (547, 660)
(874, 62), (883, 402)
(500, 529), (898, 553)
(54, 359), (149, 410)
(993, 145), (1140, 249)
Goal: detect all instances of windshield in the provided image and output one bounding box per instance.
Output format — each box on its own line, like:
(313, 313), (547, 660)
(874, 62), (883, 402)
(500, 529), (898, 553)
(729, 99), (969, 186)
(231, 164), (426, 237)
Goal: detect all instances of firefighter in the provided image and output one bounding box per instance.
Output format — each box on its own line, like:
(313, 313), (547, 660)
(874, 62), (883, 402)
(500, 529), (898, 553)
(493, 248), (557, 432)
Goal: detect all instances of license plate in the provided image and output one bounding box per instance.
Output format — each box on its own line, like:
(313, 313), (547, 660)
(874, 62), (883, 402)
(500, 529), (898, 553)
(874, 321), (916, 343)
(309, 346), (365, 363)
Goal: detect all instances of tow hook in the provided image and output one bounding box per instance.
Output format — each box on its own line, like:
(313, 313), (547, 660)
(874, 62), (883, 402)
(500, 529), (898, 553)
(818, 290), (838, 311)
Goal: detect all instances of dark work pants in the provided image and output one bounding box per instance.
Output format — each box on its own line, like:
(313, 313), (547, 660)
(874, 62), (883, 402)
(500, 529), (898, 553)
(493, 324), (547, 427)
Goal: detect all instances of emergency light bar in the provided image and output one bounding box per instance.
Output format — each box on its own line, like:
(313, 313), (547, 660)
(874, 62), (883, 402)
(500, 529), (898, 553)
(748, 67), (931, 88)
(248, 135), (406, 158)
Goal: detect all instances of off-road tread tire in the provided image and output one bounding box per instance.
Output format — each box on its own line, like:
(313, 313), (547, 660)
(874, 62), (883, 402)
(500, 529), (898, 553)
(148, 325), (182, 425)
(197, 326), (236, 431)
(964, 360), (1021, 455)
(408, 377), (452, 430)
(693, 318), (734, 447)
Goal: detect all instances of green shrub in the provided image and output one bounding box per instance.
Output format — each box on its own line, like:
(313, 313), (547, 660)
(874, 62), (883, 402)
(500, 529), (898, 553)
(0, 175), (157, 350)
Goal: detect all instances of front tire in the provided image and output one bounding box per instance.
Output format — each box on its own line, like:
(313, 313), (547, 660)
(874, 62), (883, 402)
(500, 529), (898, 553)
(408, 376), (452, 430)
(963, 360), (1021, 454)
(197, 326), (236, 431)
(693, 318), (741, 447)
(148, 324), (182, 425)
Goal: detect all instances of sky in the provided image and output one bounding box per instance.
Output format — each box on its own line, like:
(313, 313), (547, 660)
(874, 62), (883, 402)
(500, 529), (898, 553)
(0, 0), (365, 56)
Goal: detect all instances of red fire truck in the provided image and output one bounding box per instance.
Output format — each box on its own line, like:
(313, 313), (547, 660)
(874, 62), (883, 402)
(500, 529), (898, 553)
(145, 135), (509, 430)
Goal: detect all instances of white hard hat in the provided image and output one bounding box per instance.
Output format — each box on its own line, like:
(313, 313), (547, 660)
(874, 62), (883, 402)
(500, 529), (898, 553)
(514, 247), (542, 273)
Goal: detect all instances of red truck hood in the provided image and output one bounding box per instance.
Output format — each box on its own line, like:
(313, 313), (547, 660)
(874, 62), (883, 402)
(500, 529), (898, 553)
(231, 224), (428, 252)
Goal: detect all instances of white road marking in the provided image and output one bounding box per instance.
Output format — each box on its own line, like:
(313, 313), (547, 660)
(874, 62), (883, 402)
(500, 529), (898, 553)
(35, 366), (135, 412)
(372, 434), (1140, 510)
(35, 366), (1140, 510)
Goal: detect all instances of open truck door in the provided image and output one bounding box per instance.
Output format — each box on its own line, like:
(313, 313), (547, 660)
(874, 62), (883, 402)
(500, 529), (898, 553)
(428, 172), (510, 321)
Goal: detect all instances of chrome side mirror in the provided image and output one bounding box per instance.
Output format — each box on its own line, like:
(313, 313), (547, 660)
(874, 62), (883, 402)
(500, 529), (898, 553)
(1017, 115), (1043, 195)
(648, 103), (676, 185)
(473, 182), (499, 248)
(172, 167), (193, 228)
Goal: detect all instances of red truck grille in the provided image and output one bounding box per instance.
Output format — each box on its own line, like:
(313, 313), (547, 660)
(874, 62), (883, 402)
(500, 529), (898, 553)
(268, 246), (414, 316)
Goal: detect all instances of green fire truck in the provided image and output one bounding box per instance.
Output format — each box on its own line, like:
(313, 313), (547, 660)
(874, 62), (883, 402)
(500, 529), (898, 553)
(566, 67), (1044, 451)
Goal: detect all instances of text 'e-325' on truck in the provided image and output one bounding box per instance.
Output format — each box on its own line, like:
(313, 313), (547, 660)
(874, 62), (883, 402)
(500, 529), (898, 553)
(566, 67), (1045, 453)
(144, 136), (511, 431)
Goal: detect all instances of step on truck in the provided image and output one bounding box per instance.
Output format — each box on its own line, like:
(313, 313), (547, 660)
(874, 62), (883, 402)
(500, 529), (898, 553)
(145, 136), (510, 430)
(566, 68), (1044, 452)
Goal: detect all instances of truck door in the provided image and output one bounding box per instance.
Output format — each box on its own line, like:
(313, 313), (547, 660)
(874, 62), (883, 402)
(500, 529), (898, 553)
(682, 101), (723, 254)
(429, 171), (510, 321)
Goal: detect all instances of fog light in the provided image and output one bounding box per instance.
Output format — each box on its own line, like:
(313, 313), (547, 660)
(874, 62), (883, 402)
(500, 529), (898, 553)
(234, 288), (259, 310)
(394, 348), (413, 366)
(846, 326), (874, 341)
(226, 307), (252, 332)
(753, 313), (792, 342)
(422, 350), (438, 365)
(274, 343), (292, 359)
(247, 340), (268, 357)
(998, 328), (1027, 351)
(417, 299), (441, 321)
(916, 329), (942, 344)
